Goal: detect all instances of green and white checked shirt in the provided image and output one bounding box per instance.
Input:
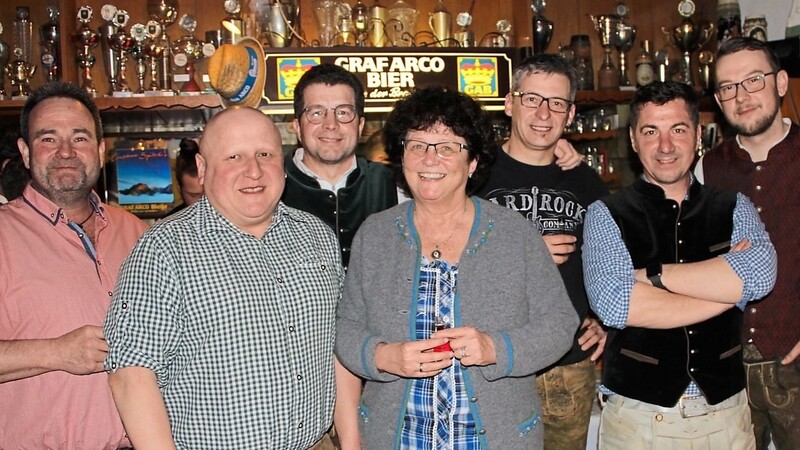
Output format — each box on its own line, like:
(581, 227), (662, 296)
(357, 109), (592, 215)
(104, 198), (344, 449)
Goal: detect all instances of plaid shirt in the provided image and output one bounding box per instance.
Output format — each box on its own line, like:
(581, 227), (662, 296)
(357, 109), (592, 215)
(400, 258), (479, 450)
(104, 199), (344, 449)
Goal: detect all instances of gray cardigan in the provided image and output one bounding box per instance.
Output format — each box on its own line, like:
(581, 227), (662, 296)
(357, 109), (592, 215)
(335, 197), (578, 449)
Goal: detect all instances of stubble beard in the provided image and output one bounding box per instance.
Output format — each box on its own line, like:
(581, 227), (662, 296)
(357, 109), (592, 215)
(31, 160), (97, 207)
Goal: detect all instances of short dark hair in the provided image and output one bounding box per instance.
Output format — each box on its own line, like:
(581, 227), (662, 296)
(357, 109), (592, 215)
(383, 86), (497, 197)
(629, 81), (699, 129)
(19, 82), (103, 145)
(716, 37), (781, 75)
(293, 64), (365, 118)
(175, 138), (200, 184)
(512, 54), (579, 101)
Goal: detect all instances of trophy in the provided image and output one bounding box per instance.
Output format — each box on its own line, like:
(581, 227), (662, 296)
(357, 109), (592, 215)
(454, 12), (475, 47)
(222, 0), (244, 44)
(493, 20), (513, 47)
(698, 50), (714, 94)
(314, 0), (350, 47)
(0, 23), (9, 99)
(590, 13), (621, 89)
(351, 0), (369, 46)
(99, 4), (123, 94)
(144, 20), (165, 91)
(40, 6), (61, 82)
(531, 0), (553, 54)
(662, 0), (714, 86)
(368, 0), (388, 47)
(172, 14), (204, 93)
(129, 23), (149, 93)
(337, 3), (354, 45)
(251, 0), (300, 48)
(428, 0), (452, 47)
(74, 6), (99, 95)
(386, 0), (418, 47)
(149, 0), (178, 93)
(613, 23), (636, 87)
(109, 9), (133, 94)
(6, 7), (36, 98)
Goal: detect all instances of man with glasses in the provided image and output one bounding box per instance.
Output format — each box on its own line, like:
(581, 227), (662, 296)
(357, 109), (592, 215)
(283, 63), (398, 450)
(478, 53), (608, 450)
(695, 37), (800, 450)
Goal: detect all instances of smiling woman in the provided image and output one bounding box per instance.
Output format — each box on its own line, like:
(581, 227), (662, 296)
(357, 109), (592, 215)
(335, 86), (578, 449)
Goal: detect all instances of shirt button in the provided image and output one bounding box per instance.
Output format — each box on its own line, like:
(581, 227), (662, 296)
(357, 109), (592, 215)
(679, 259), (684, 263)
(470, 397), (478, 402)
(655, 414), (663, 422)
(757, 206), (763, 213)
(297, 374), (302, 380)
(479, 429), (486, 435)
(108, 291), (113, 297)
(688, 330), (694, 335)
(672, 204), (677, 209)
(755, 165), (762, 171)
(690, 349), (696, 354)
(288, 325), (295, 332)
(690, 367), (696, 372)
(78, 233), (84, 238)
(750, 328), (756, 334)
(755, 185), (762, 191)
(277, 277), (283, 284)
(111, 362), (117, 369)
(122, 302), (128, 309)
(678, 240), (683, 244)
(320, 264), (326, 271)
(750, 307), (757, 314)
(298, 422), (303, 429)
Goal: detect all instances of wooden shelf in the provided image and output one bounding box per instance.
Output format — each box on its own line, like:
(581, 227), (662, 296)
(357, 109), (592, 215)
(0, 93), (221, 113)
(565, 129), (619, 142)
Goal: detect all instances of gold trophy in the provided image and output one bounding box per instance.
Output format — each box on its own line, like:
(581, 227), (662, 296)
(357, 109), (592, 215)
(109, 8), (134, 95)
(74, 6), (99, 95)
(662, 0), (714, 86)
(428, 0), (452, 47)
(148, 0), (178, 93)
(144, 20), (165, 92)
(352, 0), (369, 46)
(589, 13), (621, 89)
(368, 0), (388, 47)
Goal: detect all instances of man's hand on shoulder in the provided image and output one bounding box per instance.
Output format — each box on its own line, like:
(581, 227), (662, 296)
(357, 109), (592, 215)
(553, 139), (584, 170)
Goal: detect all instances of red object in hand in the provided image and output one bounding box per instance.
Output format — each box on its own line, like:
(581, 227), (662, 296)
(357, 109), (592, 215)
(433, 341), (452, 352)
(433, 317), (452, 352)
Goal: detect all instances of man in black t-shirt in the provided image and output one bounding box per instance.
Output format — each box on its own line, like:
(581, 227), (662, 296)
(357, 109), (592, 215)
(479, 54), (608, 450)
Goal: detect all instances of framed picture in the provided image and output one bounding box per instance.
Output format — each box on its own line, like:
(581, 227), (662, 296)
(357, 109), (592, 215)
(104, 139), (176, 218)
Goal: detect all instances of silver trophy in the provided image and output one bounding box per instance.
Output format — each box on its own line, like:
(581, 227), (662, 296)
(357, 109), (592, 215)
(613, 23), (636, 87)
(531, 0), (553, 54)
(40, 6), (61, 82)
(74, 6), (99, 95)
(109, 9), (133, 93)
(6, 7), (36, 98)
(251, 0), (300, 48)
(99, 4), (122, 94)
(0, 23), (9, 99)
(148, 0), (178, 93)
(454, 12), (475, 47)
(351, 0), (369, 46)
(172, 14), (204, 93)
(129, 23), (149, 93)
(222, 0), (245, 44)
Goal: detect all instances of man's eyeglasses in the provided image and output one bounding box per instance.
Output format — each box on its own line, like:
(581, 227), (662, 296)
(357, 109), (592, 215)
(715, 72), (777, 102)
(302, 104), (358, 124)
(512, 91), (573, 113)
(402, 139), (469, 159)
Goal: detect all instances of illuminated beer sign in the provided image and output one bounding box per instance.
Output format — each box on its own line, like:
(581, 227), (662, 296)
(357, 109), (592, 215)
(263, 48), (516, 112)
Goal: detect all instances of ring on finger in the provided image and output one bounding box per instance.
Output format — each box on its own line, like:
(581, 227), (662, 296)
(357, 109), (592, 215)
(419, 362), (424, 373)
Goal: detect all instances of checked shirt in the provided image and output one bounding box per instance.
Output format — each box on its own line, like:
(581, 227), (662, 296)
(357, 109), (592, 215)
(104, 198), (344, 449)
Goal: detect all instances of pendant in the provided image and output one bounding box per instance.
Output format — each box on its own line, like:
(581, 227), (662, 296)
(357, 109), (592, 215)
(431, 248), (442, 259)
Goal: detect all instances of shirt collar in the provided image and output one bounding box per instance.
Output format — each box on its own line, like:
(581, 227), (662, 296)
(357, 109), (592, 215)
(21, 184), (105, 226)
(198, 196), (311, 238)
(292, 148), (357, 192)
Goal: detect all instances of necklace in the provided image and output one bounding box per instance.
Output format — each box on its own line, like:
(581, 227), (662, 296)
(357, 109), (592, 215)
(425, 201), (469, 260)
(76, 209), (94, 228)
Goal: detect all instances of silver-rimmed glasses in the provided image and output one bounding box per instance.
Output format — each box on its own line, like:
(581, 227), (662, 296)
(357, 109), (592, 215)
(402, 139), (469, 159)
(716, 72), (778, 102)
(302, 104), (357, 124)
(512, 91), (572, 113)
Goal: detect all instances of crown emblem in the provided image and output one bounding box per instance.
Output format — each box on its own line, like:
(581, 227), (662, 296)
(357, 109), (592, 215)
(280, 60), (311, 88)
(461, 59), (495, 85)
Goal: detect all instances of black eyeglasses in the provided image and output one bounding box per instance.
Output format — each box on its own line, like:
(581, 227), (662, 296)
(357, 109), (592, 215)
(301, 104), (358, 124)
(512, 91), (573, 113)
(715, 72), (778, 102)
(402, 139), (469, 159)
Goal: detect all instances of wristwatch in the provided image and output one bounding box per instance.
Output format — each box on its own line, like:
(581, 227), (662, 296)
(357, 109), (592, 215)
(646, 262), (669, 291)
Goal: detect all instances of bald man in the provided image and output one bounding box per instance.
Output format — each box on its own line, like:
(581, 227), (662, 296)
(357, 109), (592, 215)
(104, 107), (344, 449)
